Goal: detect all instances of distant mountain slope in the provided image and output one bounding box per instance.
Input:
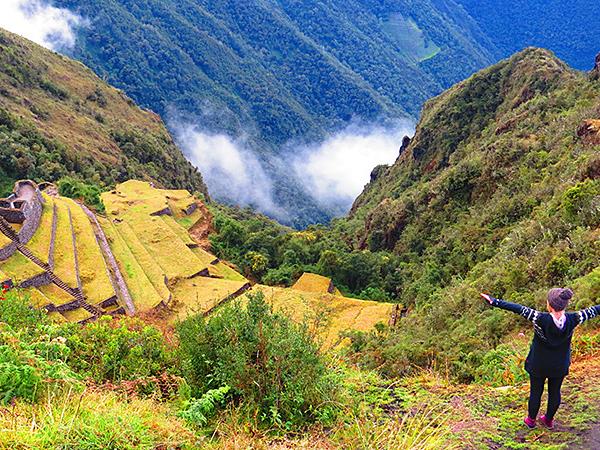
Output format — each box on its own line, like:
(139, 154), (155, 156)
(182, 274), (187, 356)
(53, 0), (498, 226)
(456, 0), (600, 70)
(56, 0), (495, 139)
(0, 28), (207, 197)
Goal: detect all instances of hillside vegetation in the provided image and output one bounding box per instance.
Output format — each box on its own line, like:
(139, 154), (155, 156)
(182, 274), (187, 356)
(207, 48), (600, 381)
(0, 28), (207, 198)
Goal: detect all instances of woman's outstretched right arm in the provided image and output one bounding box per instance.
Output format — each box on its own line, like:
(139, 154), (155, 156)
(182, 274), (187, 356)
(480, 293), (540, 323)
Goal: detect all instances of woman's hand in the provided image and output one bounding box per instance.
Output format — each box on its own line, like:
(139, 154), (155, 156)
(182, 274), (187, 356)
(480, 293), (493, 304)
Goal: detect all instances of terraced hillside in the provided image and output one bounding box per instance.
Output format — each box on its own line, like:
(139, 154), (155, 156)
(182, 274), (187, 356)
(0, 179), (393, 340)
(101, 181), (394, 337)
(0, 181), (121, 323)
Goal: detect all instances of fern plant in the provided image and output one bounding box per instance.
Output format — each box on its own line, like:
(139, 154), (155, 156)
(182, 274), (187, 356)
(178, 385), (231, 426)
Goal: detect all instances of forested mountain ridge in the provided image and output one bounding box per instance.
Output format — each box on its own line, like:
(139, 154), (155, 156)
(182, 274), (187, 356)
(0, 28), (207, 197)
(456, 0), (600, 71)
(56, 0), (495, 140)
(52, 0), (499, 226)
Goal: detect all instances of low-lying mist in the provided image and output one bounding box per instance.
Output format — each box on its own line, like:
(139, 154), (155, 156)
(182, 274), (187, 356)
(1, 0), (82, 51)
(173, 124), (289, 221)
(173, 119), (415, 225)
(291, 120), (414, 215)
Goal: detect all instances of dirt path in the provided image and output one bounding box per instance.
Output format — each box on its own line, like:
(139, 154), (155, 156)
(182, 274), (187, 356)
(188, 200), (214, 250)
(564, 358), (600, 449)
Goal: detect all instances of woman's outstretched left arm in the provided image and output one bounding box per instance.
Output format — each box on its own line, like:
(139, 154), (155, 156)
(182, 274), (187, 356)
(574, 305), (600, 325)
(480, 293), (540, 323)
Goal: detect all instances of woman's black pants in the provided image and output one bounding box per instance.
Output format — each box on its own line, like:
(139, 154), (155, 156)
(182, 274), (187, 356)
(528, 375), (565, 420)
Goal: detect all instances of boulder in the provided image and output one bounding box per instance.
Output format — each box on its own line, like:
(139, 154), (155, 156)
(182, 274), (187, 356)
(577, 119), (600, 145)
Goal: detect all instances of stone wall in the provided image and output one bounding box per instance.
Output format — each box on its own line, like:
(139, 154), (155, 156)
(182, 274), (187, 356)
(0, 241), (17, 261)
(17, 183), (44, 246)
(19, 272), (51, 289)
(0, 208), (25, 224)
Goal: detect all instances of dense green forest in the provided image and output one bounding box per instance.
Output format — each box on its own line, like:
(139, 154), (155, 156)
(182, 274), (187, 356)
(456, 0), (600, 70)
(54, 0), (498, 226)
(210, 49), (600, 380)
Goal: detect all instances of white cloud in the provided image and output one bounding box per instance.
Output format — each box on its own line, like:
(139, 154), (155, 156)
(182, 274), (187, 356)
(173, 117), (415, 224)
(174, 124), (288, 221)
(0, 0), (81, 50)
(292, 121), (415, 214)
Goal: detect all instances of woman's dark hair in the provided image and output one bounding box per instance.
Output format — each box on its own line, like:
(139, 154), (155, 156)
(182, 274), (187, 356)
(548, 288), (573, 311)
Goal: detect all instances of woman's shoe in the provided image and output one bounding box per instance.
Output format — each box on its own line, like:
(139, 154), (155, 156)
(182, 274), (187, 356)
(524, 416), (536, 428)
(540, 415), (555, 429)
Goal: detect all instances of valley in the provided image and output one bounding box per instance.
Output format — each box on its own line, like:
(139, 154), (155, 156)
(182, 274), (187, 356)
(0, 1), (597, 447)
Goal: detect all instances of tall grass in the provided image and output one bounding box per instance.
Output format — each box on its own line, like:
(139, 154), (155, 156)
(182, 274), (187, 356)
(0, 388), (198, 449)
(332, 404), (457, 450)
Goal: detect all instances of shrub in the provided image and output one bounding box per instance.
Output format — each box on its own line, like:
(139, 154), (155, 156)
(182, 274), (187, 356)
(0, 331), (80, 404)
(474, 343), (527, 387)
(177, 292), (338, 428)
(0, 289), (79, 404)
(562, 179), (600, 227)
(178, 385), (231, 426)
(0, 287), (48, 334)
(61, 316), (175, 384)
(57, 177), (105, 213)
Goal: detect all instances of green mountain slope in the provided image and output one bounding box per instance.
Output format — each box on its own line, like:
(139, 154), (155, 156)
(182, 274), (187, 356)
(456, 0), (600, 71)
(0, 28), (207, 197)
(338, 48), (599, 378)
(52, 0), (498, 226)
(205, 48), (599, 381)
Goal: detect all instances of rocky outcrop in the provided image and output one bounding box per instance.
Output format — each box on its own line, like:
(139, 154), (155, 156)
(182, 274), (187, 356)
(577, 119), (600, 145)
(370, 164), (389, 183)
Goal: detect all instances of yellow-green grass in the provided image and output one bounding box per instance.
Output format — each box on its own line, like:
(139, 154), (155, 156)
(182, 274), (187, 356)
(251, 285), (393, 348)
(176, 209), (202, 230)
(0, 268), (9, 283)
(0, 251), (45, 284)
(99, 217), (164, 312)
(60, 307), (94, 322)
(188, 247), (246, 281)
(25, 194), (55, 264)
(170, 277), (249, 321)
(51, 200), (78, 288)
(103, 182), (208, 281)
(292, 272), (335, 294)
(160, 215), (196, 246)
(212, 261), (247, 282)
(190, 246), (218, 266)
(0, 389), (197, 449)
(63, 198), (115, 304)
(166, 191), (196, 218)
(111, 221), (171, 302)
(26, 287), (52, 308)
(126, 216), (207, 281)
(38, 283), (77, 307)
(0, 230), (11, 248)
(102, 180), (170, 218)
(47, 310), (67, 323)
